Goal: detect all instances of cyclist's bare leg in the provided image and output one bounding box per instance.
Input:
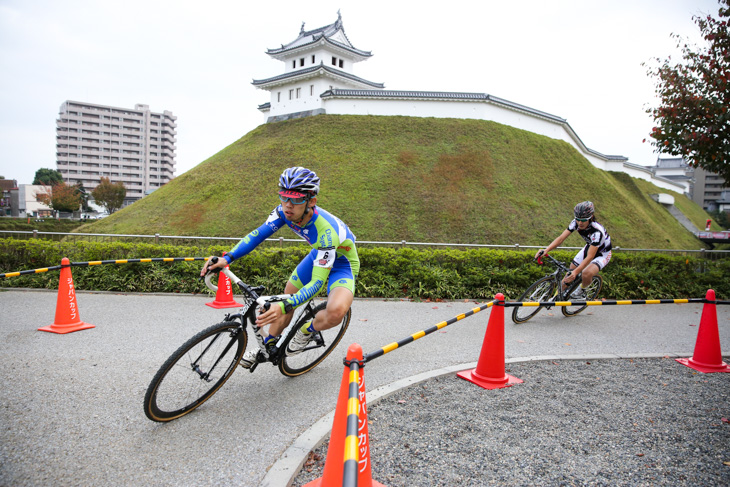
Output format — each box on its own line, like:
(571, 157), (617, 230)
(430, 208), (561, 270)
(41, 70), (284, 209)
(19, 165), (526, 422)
(312, 286), (353, 331)
(581, 263), (600, 287)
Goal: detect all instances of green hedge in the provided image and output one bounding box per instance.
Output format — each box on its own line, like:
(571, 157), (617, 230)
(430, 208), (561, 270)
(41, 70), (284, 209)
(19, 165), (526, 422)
(0, 238), (727, 300)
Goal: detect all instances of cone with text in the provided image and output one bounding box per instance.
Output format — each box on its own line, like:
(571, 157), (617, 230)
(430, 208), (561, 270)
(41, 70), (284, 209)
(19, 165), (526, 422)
(304, 343), (385, 487)
(38, 258), (95, 334)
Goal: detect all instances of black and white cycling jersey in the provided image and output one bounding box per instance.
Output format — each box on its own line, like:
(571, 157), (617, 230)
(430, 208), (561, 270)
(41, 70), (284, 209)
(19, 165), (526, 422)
(567, 219), (612, 255)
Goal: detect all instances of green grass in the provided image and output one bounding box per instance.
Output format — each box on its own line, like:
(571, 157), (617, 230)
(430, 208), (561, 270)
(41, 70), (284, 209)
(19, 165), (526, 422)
(78, 115), (714, 249)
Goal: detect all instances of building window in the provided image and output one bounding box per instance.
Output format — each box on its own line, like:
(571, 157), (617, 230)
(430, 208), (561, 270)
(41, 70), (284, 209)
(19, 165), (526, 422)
(289, 89), (294, 100)
(310, 85), (314, 96)
(311, 55), (315, 64)
(277, 92), (281, 102)
(296, 88), (301, 98)
(339, 59), (344, 68)
(292, 60), (296, 69)
(299, 58), (304, 67)
(332, 56), (337, 66)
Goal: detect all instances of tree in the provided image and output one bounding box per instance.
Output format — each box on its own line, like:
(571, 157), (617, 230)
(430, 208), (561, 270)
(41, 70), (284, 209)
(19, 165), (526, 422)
(33, 168), (64, 185)
(36, 182), (82, 213)
(92, 177), (126, 214)
(645, 0), (730, 184)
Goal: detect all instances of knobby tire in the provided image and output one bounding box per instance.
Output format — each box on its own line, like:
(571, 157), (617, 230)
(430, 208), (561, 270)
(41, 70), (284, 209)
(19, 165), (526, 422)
(562, 275), (603, 317)
(144, 321), (246, 422)
(512, 276), (557, 324)
(279, 301), (351, 377)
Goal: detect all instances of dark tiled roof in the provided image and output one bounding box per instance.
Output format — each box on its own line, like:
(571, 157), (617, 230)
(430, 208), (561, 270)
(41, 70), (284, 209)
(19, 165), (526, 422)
(266, 13), (371, 58)
(252, 64), (384, 89)
(656, 157), (687, 168)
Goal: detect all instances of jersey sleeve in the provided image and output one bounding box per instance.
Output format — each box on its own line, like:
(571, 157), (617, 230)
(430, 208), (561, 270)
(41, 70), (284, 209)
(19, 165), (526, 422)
(224, 208), (283, 263)
(567, 219), (577, 232)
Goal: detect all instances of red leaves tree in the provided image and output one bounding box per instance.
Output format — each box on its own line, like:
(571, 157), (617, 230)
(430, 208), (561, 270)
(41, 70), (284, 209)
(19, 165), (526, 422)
(645, 0), (730, 184)
(91, 177), (126, 214)
(36, 182), (82, 213)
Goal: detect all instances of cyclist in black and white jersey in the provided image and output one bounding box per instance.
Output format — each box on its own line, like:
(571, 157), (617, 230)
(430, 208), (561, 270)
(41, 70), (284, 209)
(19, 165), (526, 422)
(535, 201), (612, 299)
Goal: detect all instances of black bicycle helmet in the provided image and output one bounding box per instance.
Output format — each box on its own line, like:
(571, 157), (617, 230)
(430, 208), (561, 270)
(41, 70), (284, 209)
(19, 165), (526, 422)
(574, 201), (595, 219)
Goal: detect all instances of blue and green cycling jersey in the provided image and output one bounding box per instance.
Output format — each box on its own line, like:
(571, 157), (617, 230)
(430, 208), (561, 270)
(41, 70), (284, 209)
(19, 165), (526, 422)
(224, 206), (359, 310)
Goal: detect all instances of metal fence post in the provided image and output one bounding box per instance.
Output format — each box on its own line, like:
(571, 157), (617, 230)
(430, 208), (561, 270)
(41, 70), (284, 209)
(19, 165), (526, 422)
(32, 229), (38, 239)
(155, 233), (160, 245)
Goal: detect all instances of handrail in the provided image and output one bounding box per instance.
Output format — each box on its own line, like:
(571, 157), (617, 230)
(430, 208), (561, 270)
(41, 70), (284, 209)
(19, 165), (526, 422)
(2, 230), (729, 255)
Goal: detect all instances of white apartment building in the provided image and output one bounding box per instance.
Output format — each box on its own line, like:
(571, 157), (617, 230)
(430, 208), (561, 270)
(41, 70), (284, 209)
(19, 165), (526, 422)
(56, 101), (177, 206)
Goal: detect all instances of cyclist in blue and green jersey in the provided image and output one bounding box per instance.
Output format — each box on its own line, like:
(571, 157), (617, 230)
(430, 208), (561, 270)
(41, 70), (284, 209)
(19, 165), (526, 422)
(202, 167), (359, 367)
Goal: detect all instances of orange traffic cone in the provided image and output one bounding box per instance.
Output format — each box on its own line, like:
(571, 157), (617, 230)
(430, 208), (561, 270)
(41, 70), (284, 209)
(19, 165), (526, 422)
(304, 343), (386, 487)
(458, 293), (523, 389)
(38, 258), (95, 334)
(206, 260), (243, 309)
(676, 289), (730, 373)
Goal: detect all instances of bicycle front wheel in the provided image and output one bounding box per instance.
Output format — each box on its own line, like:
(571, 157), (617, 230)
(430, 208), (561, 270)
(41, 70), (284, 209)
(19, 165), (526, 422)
(144, 321), (247, 422)
(279, 302), (351, 377)
(562, 275), (603, 317)
(512, 276), (556, 324)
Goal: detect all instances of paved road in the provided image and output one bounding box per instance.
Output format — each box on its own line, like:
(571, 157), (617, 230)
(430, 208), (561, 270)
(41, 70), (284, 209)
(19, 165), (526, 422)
(1, 289), (728, 486)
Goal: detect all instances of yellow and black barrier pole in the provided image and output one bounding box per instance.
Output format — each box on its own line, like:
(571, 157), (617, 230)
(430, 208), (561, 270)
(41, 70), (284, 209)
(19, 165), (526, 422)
(505, 298), (709, 307)
(1, 257), (206, 279)
(363, 299), (497, 363)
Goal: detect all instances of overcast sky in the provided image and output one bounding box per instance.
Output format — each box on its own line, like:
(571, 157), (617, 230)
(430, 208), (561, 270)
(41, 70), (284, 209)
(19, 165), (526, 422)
(0, 0), (721, 185)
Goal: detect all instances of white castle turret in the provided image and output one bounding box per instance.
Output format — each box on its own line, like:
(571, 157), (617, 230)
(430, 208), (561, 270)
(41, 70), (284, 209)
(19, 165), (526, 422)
(253, 11), (384, 123)
(250, 12), (686, 194)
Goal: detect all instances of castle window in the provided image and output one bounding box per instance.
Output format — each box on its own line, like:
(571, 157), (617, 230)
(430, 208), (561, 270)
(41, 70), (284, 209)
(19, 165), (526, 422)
(311, 55), (316, 64)
(292, 61), (296, 69)
(289, 89), (294, 100)
(296, 88), (301, 98)
(310, 85), (314, 96)
(332, 56), (337, 66)
(299, 58), (304, 67)
(339, 59), (344, 68)
(277, 92), (281, 102)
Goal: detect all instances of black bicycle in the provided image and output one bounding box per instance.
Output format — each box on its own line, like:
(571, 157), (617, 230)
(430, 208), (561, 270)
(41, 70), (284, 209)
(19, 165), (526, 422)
(143, 258), (351, 422)
(511, 253), (603, 324)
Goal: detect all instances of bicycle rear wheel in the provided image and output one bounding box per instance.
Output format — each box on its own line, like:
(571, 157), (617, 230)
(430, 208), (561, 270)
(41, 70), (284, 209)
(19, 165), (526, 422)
(512, 276), (556, 324)
(144, 321), (246, 422)
(279, 302), (350, 377)
(562, 275), (603, 317)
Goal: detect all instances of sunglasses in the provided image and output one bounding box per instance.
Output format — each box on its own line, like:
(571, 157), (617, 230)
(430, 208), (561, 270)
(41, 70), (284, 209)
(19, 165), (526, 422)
(279, 194), (308, 205)
(575, 217), (591, 222)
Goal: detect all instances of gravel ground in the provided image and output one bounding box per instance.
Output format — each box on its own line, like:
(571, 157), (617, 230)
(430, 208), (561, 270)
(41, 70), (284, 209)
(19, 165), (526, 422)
(293, 357), (730, 486)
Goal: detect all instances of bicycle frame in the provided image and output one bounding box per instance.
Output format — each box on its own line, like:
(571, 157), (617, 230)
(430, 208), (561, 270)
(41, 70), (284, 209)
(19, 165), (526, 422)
(205, 267), (310, 370)
(537, 254), (580, 301)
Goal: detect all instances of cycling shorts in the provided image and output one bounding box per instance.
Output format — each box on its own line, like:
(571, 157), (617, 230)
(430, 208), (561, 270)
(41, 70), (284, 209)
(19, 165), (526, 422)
(572, 248), (612, 271)
(289, 248), (357, 295)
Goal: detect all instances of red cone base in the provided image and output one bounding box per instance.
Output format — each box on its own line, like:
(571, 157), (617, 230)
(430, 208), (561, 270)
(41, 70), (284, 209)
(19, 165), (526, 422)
(676, 289), (730, 373)
(457, 368), (523, 390)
